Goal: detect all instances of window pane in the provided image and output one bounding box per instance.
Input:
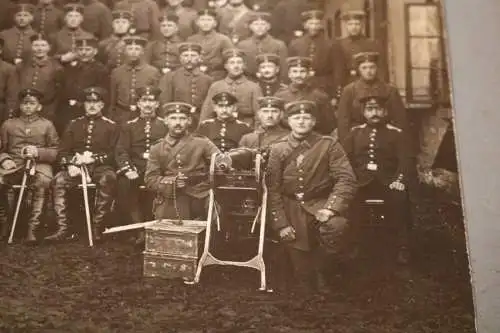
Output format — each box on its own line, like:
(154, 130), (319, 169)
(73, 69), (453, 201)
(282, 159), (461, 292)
(411, 69), (432, 101)
(410, 37), (441, 68)
(408, 6), (439, 36)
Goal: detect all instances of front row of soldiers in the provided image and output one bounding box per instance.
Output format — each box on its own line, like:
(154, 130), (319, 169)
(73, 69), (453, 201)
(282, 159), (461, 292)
(0, 82), (412, 294)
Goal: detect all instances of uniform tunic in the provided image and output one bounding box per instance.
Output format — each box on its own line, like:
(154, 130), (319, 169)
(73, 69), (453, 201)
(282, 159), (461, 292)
(144, 35), (183, 73)
(199, 75), (263, 126)
(197, 117), (252, 153)
(271, 0), (315, 44)
(113, 0), (161, 40)
(82, 0), (113, 40)
(50, 27), (95, 59)
(266, 132), (357, 251)
(239, 125), (289, 150)
(187, 31), (234, 80)
(217, 5), (254, 42)
(160, 6), (198, 40)
(0, 61), (17, 122)
(33, 3), (64, 36)
(0, 26), (36, 64)
(98, 35), (127, 70)
(258, 78), (287, 97)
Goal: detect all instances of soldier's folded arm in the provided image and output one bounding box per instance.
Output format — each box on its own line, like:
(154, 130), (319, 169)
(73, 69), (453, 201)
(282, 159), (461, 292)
(144, 142), (170, 193)
(266, 146), (290, 231)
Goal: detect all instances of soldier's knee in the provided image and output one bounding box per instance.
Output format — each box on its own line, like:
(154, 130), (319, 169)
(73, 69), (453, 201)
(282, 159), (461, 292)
(53, 171), (70, 187)
(34, 174), (52, 189)
(98, 172), (117, 188)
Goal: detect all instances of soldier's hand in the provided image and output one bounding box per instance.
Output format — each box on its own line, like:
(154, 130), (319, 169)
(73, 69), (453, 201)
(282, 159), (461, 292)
(315, 209), (335, 223)
(60, 52), (77, 63)
(330, 98), (338, 107)
(279, 226), (296, 242)
(1, 159), (16, 170)
(125, 170), (139, 180)
(80, 152), (95, 165)
(176, 173), (187, 188)
(389, 180), (405, 191)
(23, 145), (38, 158)
(67, 165), (81, 178)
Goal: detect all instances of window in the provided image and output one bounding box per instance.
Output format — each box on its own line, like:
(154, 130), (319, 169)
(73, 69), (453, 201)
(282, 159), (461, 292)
(405, 2), (450, 106)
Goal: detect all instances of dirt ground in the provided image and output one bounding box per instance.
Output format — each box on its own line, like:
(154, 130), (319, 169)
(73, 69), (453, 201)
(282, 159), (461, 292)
(0, 186), (475, 333)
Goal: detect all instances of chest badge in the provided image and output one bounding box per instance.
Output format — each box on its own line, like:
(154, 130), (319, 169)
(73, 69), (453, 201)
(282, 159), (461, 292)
(296, 154), (304, 167)
(25, 128), (31, 135)
(367, 162), (378, 171)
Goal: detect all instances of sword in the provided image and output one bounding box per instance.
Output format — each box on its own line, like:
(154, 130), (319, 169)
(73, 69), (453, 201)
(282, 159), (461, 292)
(8, 158), (32, 244)
(103, 221), (159, 234)
(80, 165), (93, 247)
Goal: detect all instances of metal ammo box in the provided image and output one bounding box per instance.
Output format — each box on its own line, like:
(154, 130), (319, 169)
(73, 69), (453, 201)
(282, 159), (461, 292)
(143, 219), (206, 280)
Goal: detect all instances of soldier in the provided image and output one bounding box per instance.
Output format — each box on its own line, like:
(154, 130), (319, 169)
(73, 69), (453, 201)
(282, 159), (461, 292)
(115, 86), (167, 237)
(217, 0), (255, 43)
(113, 0), (162, 40)
(33, 0), (64, 36)
(0, 88), (59, 242)
(82, 0), (113, 40)
(159, 0), (197, 40)
(288, 10), (335, 98)
(51, 2), (94, 66)
(197, 91), (252, 153)
(332, 10), (386, 95)
(144, 12), (183, 74)
(144, 101), (220, 220)
(109, 35), (160, 124)
(236, 11), (287, 80)
(199, 48), (262, 126)
(187, 8), (233, 81)
(266, 100), (357, 293)
(271, 0), (317, 45)
(274, 56), (334, 135)
(0, 1), (37, 65)
(48, 87), (118, 242)
(98, 10), (132, 71)
(255, 53), (286, 97)
(337, 52), (408, 146)
(10, 33), (63, 121)
(342, 95), (412, 264)
(158, 42), (213, 128)
(58, 36), (108, 135)
(0, 38), (18, 124)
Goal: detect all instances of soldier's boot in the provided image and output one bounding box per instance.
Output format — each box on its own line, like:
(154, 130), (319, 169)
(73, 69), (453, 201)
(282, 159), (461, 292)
(0, 186), (9, 241)
(93, 188), (114, 243)
(45, 184), (69, 241)
(26, 188), (46, 243)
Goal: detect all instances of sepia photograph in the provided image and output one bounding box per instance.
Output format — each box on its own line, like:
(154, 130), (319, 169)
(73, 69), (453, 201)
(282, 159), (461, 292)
(0, 0), (476, 331)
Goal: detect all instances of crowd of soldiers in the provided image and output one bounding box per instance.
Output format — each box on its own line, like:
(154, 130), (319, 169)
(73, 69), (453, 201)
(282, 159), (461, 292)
(0, 0), (414, 294)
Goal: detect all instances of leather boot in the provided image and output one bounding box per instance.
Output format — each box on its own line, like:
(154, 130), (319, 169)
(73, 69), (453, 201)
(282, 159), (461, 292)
(26, 188), (46, 243)
(45, 181), (69, 241)
(93, 185), (114, 243)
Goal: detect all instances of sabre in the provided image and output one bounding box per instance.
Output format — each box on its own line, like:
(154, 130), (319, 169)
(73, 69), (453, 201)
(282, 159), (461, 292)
(8, 158), (33, 244)
(80, 165), (93, 247)
(103, 221), (158, 234)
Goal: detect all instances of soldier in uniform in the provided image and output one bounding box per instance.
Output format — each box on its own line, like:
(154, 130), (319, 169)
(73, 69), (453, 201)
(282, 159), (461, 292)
(255, 53), (286, 97)
(109, 35), (160, 125)
(58, 36), (108, 135)
(274, 56), (334, 135)
(0, 38), (18, 124)
(337, 51), (408, 146)
(197, 91), (252, 153)
(98, 10), (132, 71)
(342, 95), (412, 264)
(33, 0), (64, 36)
(0, 1), (37, 65)
(236, 11), (287, 81)
(271, 0), (317, 45)
(48, 87), (118, 242)
(199, 48), (262, 126)
(187, 8), (233, 81)
(288, 10), (335, 98)
(144, 101), (221, 220)
(10, 33), (63, 121)
(0, 88), (59, 242)
(82, 0), (113, 40)
(115, 86), (167, 237)
(113, 0), (162, 40)
(217, 0), (255, 43)
(159, 0), (198, 40)
(158, 42), (213, 129)
(144, 12), (183, 74)
(266, 100), (357, 293)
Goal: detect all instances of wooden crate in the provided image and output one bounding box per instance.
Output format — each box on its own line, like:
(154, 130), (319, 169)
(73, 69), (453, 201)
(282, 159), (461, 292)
(144, 220), (206, 257)
(143, 251), (197, 279)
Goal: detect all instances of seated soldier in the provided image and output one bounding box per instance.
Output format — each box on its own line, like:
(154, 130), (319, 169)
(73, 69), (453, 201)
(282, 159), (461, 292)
(48, 87), (118, 242)
(197, 92), (252, 153)
(342, 95), (412, 264)
(0, 88), (59, 242)
(115, 86), (167, 243)
(144, 102), (221, 221)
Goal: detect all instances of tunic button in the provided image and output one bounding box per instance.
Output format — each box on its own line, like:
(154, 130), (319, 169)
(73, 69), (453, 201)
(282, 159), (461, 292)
(369, 144), (374, 147)
(298, 177), (303, 181)
(300, 201), (305, 205)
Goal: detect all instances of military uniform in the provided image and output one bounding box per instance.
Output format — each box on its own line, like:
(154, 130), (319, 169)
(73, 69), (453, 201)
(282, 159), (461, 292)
(82, 0), (113, 40)
(160, 5), (197, 40)
(144, 103), (220, 220)
(49, 87), (118, 241)
(113, 0), (161, 40)
(144, 35), (183, 74)
(253, 53), (287, 96)
(0, 26), (37, 65)
(0, 51), (17, 123)
(217, 3), (255, 42)
(33, 2), (64, 36)
(97, 10), (132, 71)
(197, 118), (252, 153)
(271, 0), (317, 44)
(0, 88), (59, 241)
(239, 124), (288, 151)
(51, 27), (95, 62)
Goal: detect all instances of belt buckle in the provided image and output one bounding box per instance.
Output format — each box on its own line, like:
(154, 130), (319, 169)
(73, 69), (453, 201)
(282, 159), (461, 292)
(295, 192), (304, 200)
(142, 152), (150, 159)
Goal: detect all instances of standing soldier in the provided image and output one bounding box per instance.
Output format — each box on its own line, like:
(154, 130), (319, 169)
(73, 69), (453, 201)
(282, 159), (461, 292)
(0, 38), (18, 124)
(115, 86), (167, 238)
(82, 0), (113, 40)
(144, 12), (183, 74)
(0, 0), (37, 65)
(217, 0), (255, 43)
(109, 35), (160, 124)
(236, 11), (287, 81)
(197, 92), (252, 153)
(113, 0), (162, 40)
(144, 101), (220, 220)
(288, 10), (335, 98)
(10, 33), (63, 121)
(0, 88), (59, 243)
(187, 8), (233, 81)
(274, 56), (334, 135)
(199, 48), (262, 126)
(158, 42), (213, 128)
(159, 0), (198, 40)
(48, 87), (118, 242)
(98, 10), (132, 71)
(33, 0), (64, 36)
(51, 2), (95, 66)
(266, 100), (357, 294)
(255, 53), (286, 97)
(271, 0), (316, 45)
(58, 36), (108, 135)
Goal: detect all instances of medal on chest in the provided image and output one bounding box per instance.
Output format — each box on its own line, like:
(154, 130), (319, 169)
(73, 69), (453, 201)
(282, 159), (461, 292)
(162, 67), (171, 74)
(296, 154), (304, 167)
(142, 152), (150, 159)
